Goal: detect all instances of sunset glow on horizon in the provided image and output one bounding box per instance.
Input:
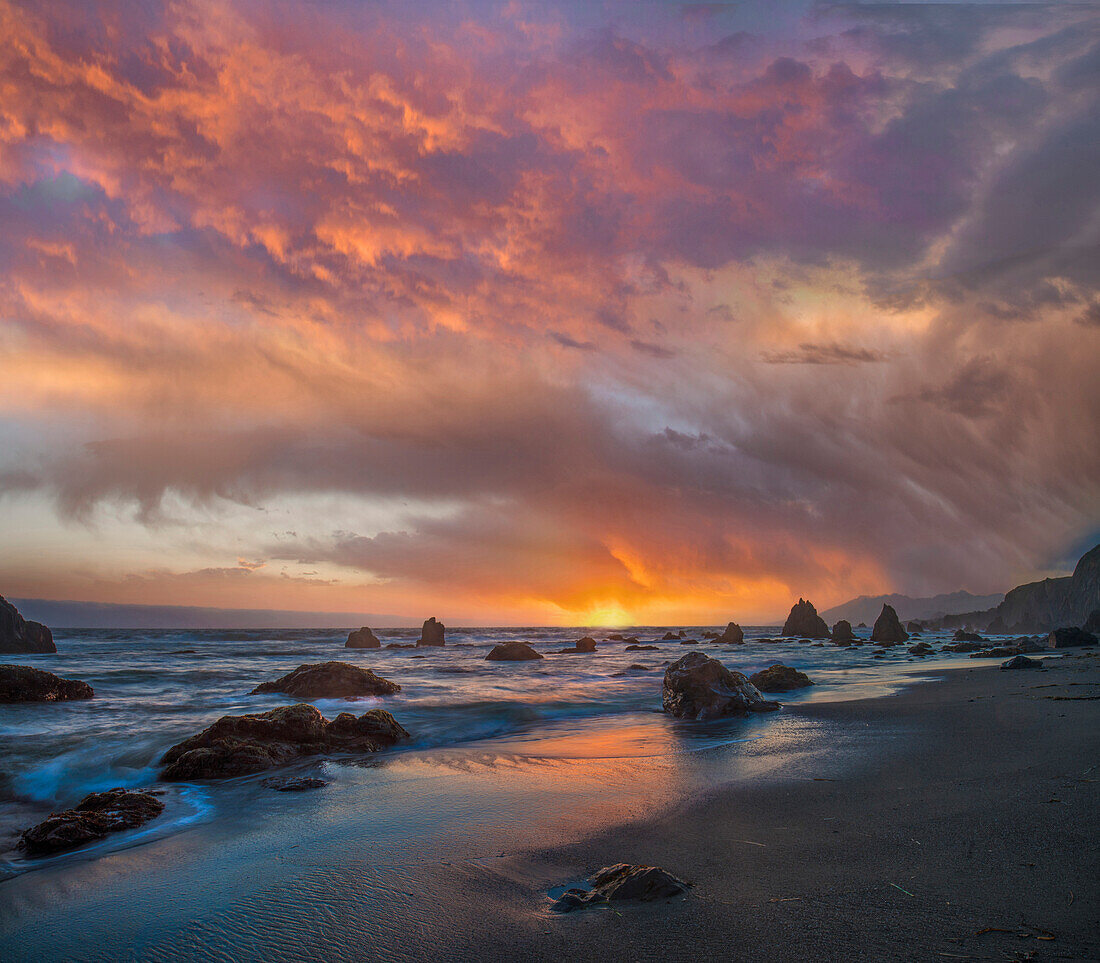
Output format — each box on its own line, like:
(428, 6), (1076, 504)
(1, 0), (1098, 625)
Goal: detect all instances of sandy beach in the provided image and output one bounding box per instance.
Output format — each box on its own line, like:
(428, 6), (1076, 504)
(3, 650), (1097, 962)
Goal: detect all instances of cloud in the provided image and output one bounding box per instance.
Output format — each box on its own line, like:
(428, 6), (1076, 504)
(761, 342), (886, 365)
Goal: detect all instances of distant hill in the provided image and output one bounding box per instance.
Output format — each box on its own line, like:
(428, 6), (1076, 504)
(821, 590), (1004, 627)
(9, 598), (420, 630)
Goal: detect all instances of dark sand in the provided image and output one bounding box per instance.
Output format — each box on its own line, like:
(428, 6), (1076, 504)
(3, 653), (1098, 962)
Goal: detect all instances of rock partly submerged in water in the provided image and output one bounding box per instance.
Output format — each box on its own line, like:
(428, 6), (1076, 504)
(625, 644), (659, 651)
(871, 604), (909, 644)
(345, 626), (381, 649)
(160, 703), (408, 781)
(954, 629), (984, 643)
(0, 664), (94, 703)
(486, 642), (543, 661)
(251, 661), (400, 699)
(831, 620), (856, 644)
(782, 599), (830, 639)
(551, 863), (690, 913)
(662, 652), (780, 720)
(908, 642), (934, 656)
(716, 622), (744, 644)
(748, 663), (814, 692)
(19, 788), (164, 855)
(416, 617), (446, 647)
(0, 596), (55, 655)
(560, 636), (597, 653)
(1001, 655), (1043, 670)
(262, 775), (328, 791)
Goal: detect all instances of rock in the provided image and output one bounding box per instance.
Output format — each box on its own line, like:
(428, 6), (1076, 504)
(0, 596), (56, 655)
(661, 632), (679, 641)
(550, 863), (689, 912)
(857, 622), (868, 629)
(622, 636), (639, 644)
(678, 638), (698, 645)
(1015, 636), (1046, 653)
(160, 703), (408, 781)
(1084, 609), (1100, 635)
(969, 646), (1022, 659)
(625, 644), (659, 651)
(416, 617), (446, 647)
(487, 642), (543, 661)
(908, 642), (934, 656)
(1047, 626), (1098, 649)
(831, 620), (856, 643)
(781, 599), (830, 639)
(953, 629), (984, 642)
(716, 622), (744, 644)
(626, 664), (649, 671)
(986, 615), (1007, 634)
(941, 641), (986, 653)
(905, 621), (924, 633)
(1001, 655), (1043, 670)
(607, 634), (625, 641)
(871, 604), (909, 644)
(386, 643), (415, 649)
(662, 651), (779, 720)
(701, 630), (719, 640)
(346, 627), (381, 649)
(0, 664), (94, 703)
(574, 637), (598, 652)
(982, 542), (1100, 633)
(748, 663), (813, 692)
(250, 661), (400, 699)
(19, 789), (164, 855)
(262, 775), (327, 791)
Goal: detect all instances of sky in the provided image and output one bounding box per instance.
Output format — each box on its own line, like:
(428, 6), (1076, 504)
(0, 0), (1098, 626)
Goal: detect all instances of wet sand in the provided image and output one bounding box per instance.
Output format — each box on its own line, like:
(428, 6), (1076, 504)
(3, 653), (1098, 962)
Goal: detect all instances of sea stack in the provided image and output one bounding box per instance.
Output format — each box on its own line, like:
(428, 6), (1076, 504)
(716, 622), (744, 644)
(781, 599), (830, 639)
(871, 603), (909, 644)
(416, 617), (446, 647)
(346, 626), (381, 649)
(0, 596), (56, 655)
(831, 620), (856, 643)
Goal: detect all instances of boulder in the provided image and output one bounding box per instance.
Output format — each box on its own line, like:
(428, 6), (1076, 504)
(346, 627), (381, 649)
(262, 775), (327, 791)
(781, 599), (830, 639)
(550, 863), (689, 913)
(871, 604), (909, 644)
(831, 620), (856, 643)
(574, 637), (598, 652)
(1001, 655), (1043, 670)
(625, 644), (658, 651)
(20, 788), (164, 855)
(908, 642), (934, 656)
(487, 642), (543, 661)
(941, 641), (986, 653)
(701, 631), (719, 640)
(678, 638), (699, 645)
(748, 663), (813, 692)
(1015, 636), (1046, 653)
(662, 651), (779, 720)
(160, 703), (408, 781)
(969, 646), (1022, 659)
(251, 661), (400, 699)
(416, 617), (446, 647)
(1047, 626), (1098, 649)
(953, 629), (984, 643)
(607, 634), (625, 641)
(717, 622), (744, 644)
(0, 596), (55, 655)
(0, 665), (93, 703)
(661, 632), (679, 641)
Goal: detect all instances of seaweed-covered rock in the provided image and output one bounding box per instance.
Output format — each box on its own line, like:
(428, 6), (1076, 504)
(781, 599), (830, 639)
(0, 664), (93, 703)
(717, 622), (744, 644)
(550, 863), (689, 912)
(160, 703), (408, 781)
(19, 789), (164, 855)
(416, 617), (446, 647)
(871, 604), (909, 644)
(831, 620), (856, 644)
(486, 642), (543, 661)
(0, 596), (55, 655)
(662, 652), (779, 720)
(250, 661), (400, 699)
(346, 627), (381, 649)
(1047, 626), (1098, 649)
(748, 663), (813, 692)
